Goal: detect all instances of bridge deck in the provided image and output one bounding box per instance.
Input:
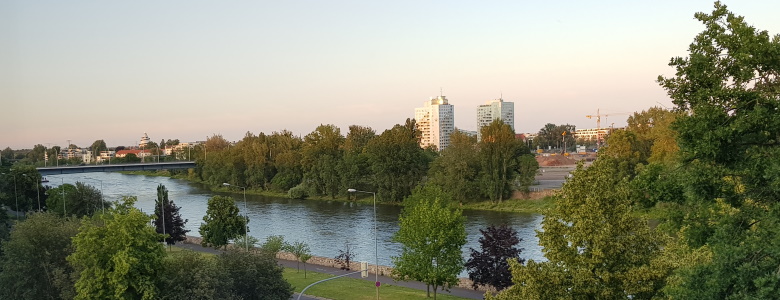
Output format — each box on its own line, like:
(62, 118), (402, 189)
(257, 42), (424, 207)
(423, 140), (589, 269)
(37, 161), (196, 175)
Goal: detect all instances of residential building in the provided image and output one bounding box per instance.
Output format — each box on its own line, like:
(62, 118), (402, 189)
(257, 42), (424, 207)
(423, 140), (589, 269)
(574, 127), (610, 142)
(476, 98), (514, 141)
(115, 149), (152, 158)
(139, 133), (150, 149)
(415, 95), (455, 151)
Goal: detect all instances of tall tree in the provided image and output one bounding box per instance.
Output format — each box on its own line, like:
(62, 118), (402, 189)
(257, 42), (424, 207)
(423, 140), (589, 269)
(339, 125), (376, 194)
(655, 2), (780, 298)
(46, 182), (108, 218)
(0, 212), (80, 300)
(154, 184), (189, 245)
(465, 225), (524, 291)
(366, 119), (430, 202)
(427, 130), (481, 203)
(199, 195), (247, 249)
(157, 250), (228, 300)
(301, 124), (345, 198)
(392, 185), (466, 299)
(489, 158), (669, 299)
(68, 196), (165, 300)
(1, 164), (42, 212)
(478, 120), (520, 203)
(533, 123), (576, 151)
(89, 140), (108, 154)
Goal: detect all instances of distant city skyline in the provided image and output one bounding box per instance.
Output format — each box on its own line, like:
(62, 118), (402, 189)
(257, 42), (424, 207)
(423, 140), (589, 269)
(3, 1), (780, 149)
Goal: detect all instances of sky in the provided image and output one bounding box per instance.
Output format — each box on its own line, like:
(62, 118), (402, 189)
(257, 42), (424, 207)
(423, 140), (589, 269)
(2, 1), (779, 149)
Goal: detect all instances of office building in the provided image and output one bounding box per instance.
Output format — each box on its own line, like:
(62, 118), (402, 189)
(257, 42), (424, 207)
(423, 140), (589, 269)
(477, 98), (514, 140)
(415, 95), (455, 151)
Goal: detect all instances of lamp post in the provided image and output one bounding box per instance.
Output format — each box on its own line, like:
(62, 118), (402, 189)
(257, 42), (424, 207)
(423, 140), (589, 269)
(23, 174), (41, 211)
(347, 188), (379, 300)
(1, 173), (19, 219)
(223, 183), (249, 251)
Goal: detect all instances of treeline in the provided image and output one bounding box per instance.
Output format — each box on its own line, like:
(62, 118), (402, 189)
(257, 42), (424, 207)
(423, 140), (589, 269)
(195, 118), (537, 203)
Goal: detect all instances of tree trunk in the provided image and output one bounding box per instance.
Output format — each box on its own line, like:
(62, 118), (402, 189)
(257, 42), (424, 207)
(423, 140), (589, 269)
(433, 284), (438, 300)
(427, 284), (430, 297)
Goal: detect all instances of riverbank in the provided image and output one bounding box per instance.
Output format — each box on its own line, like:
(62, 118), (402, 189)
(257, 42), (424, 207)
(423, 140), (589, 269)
(119, 169), (563, 214)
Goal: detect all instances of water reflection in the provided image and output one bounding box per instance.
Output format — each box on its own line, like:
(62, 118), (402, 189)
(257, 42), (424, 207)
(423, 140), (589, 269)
(49, 173), (545, 275)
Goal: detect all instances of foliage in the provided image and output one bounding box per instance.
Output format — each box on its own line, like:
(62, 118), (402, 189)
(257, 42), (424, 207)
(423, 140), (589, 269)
(90, 139), (108, 154)
(655, 2), (780, 298)
(392, 185), (466, 299)
(218, 250), (293, 300)
(533, 123), (576, 151)
(0, 164), (43, 212)
(366, 119), (431, 202)
(46, 181), (108, 218)
(199, 195), (247, 249)
(157, 250), (229, 300)
(478, 119), (533, 203)
(302, 124), (345, 198)
(489, 158), (669, 299)
(234, 234), (260, 250)
(284, 240), (312, 277)
(427, 130), (481, 203)
(261, 235), (286, 256)
(464, 225), (524, 291)
(0, 212), (80, 300)
(68, 196), (166, 300)
(288, 182), (308, 199)
(154, 184), (189, 245)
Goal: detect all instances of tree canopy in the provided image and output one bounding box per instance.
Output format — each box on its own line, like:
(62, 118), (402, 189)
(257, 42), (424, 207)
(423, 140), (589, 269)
(392, 185), (466, 299)
(154, 184), (189, 245)
(199, 195), (247, 249)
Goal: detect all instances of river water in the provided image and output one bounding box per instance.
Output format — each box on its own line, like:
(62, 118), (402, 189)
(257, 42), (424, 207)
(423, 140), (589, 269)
(48, 172), (545, 276)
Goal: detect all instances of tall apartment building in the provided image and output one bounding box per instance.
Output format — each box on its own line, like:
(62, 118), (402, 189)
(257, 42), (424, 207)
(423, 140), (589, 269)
(476, 98), (514, 141)
(415, 95), (455, 151)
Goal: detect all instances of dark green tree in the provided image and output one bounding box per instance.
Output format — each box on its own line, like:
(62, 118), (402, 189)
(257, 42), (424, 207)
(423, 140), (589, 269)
(465, 225), (524, 291)
(154, 184), (189, 245)
(199, 195), (247, 249)
(392, 185), (466, 299)
(533, 123), (576, 151)
(157, 250), (229, 300)
(366, 119), (430, 202)
(217, 250), (293, 300)
(46, 182), (108, 217)
(0, 212), (80, 300)
(655, 2), (780, 298)
(301, 124), (345, 198)
(427, 130), (481, 203)
(478, 120), (522, 203)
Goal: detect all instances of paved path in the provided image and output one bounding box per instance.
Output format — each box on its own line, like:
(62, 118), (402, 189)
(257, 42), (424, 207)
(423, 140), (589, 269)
(177, 243), (486, 299)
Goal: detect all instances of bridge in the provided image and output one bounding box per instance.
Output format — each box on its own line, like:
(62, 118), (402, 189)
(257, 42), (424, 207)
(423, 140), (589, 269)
(37, 161), (196, 175)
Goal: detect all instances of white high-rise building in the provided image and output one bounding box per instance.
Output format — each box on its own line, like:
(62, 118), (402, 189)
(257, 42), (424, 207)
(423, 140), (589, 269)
(476, 98), (514, 141)
(415, 95), (455, 151)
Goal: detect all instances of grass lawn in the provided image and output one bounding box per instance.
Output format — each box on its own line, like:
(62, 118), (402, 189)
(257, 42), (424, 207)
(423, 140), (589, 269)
(461, 195), (556, 213)
(284, 268), (471, 300)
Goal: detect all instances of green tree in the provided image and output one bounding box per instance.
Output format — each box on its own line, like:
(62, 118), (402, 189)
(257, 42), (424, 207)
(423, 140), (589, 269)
(655, 2), (780, 298)
(339, 125), (376, 196)
(0, 212), (80, 300)
(68, 196), (166, 300)
(489, 159), (669, 299)
(157, 250), (229, 300)
(154, 184), (189, 245)
(366, 119), (430, 202)
(217, 250), (293, 300)
(46, 182), (108, 218)
(284, 240), (312, 277)
(90, 140), (108, 155)
(301, 124), (345, 198)
(533, 123), (576, 151)
(199, 195), (247, 249)
(392, 185), (466, 299)
(427, 130), (481, 203)
(478, 120), (523, 203)
(261, 235), (286, 257)
(1, 164), (42, 212)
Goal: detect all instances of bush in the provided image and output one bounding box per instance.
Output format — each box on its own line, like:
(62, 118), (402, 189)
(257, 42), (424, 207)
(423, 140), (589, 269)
(288, 183), (308, 199)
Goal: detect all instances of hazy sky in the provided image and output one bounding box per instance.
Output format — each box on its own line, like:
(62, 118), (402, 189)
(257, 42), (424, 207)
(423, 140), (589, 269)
(2, 1), (779, 149)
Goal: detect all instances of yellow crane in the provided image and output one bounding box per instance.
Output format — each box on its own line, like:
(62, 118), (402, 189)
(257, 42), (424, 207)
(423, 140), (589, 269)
(585, 109), (631, 148)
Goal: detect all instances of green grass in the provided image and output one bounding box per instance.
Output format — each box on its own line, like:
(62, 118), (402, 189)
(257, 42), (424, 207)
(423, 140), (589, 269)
(461, 196), (556, 214)
(284, 268), (471, 300)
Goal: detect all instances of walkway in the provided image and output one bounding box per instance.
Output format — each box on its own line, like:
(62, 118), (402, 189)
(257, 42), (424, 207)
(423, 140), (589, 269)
(176, 242), (486, 299)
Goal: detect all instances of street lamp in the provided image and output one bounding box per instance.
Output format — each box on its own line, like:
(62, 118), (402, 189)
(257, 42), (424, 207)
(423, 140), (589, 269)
(347, 188), (379, 300)
(223, 183), (249, 251)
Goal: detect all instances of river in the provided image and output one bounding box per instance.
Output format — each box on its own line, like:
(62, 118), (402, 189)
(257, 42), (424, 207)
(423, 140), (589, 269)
(48, 172), (545, 276)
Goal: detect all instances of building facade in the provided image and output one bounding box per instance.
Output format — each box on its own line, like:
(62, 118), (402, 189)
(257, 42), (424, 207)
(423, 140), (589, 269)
(476, 98), (514, 141)
(415, 95), (455, 151)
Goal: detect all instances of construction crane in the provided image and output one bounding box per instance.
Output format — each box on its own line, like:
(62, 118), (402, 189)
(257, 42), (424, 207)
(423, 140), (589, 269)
(585, 109), (631, 149)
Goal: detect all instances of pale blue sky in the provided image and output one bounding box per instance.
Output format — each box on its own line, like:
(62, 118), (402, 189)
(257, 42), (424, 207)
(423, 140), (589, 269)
(2, 1), (779, 149)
